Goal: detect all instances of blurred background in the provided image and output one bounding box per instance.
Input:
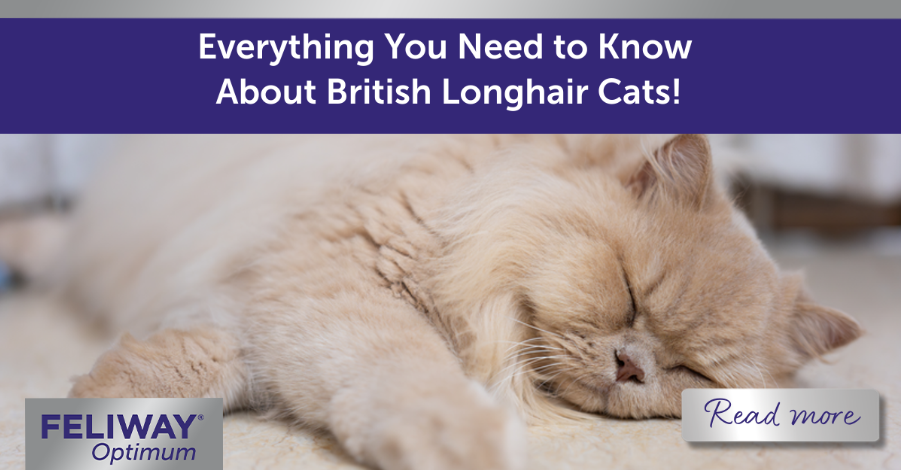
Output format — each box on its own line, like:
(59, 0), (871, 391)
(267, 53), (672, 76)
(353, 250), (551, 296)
(1, 134), (900, 291)
(3, 135), (901, 217)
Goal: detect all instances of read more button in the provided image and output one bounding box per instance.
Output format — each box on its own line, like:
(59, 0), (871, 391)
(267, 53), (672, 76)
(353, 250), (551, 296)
(681, 389), (879, 442)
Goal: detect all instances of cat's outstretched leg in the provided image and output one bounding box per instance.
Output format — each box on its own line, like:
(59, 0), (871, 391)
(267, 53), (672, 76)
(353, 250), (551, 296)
(68, 327), (249, 411)
(250, 292), (526, 470)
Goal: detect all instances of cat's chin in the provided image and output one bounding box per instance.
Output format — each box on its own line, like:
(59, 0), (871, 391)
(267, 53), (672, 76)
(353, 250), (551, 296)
(544, 377), (614, 415)
(548, 376), (681, 419)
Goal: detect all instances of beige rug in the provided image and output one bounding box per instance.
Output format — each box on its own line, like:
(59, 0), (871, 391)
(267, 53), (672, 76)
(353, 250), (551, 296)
(1, 242), (898, 469)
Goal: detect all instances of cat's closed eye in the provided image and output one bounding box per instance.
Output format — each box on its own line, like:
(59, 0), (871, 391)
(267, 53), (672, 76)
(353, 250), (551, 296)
(621, 270), (639, 327)
(669, 365), (713, 382)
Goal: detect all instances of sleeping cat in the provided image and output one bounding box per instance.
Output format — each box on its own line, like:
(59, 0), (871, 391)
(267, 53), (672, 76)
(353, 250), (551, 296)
(20, 135), (861, 470)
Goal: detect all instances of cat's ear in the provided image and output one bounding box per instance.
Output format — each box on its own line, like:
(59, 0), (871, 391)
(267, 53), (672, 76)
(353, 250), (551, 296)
(626, 134), (713, 209)
(789, 297), (861, 359)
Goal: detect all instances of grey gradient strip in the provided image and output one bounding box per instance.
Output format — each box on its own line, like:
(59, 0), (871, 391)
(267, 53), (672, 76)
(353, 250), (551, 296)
(682, 389), (880, 442)
(3, 0), (901, 18)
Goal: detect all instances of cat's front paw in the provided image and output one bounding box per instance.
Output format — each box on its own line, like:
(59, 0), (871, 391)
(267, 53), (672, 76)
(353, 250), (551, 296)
(69, 371), (138, 398)
(68, 333), (151, 398)
(68, 328), (246, 402)
(365, 386), (527, 470)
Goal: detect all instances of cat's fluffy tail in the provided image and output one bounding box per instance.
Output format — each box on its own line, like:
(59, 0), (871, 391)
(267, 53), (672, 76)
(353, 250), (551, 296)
(0, 213), (69, 283)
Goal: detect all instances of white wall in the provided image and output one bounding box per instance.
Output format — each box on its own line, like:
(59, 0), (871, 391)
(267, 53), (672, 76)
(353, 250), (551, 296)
(0, 135), (114, 210)
(711, 135), (901, 203)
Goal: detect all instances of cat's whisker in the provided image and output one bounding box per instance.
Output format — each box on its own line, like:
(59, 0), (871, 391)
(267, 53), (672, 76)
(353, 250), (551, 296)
(509, 317), (564, 339)
(523, 363), (575, 388)
(495, 352), (577, 387)
(501, 349), (562, 365)
(503, 354), (571, 373)
(513, 337), (545, 344)
(511, 362), (566, 379)
(557, 370), (594, 399)
(493, 354), (568, 381)
(748, 361), (766, 388)
(520, 344), (564, 352)
(534, 367), (576, 390)
(551, 373), (575, 398)
(510, 344), (566, 353)
(536, 364), (577, 396)
(537, 370), (569, 386)
(503, 349), (565, 364)
(537, 335), (576, 354)
(747, 358), (775, 388)
(496, 339), (564, 361)
(500, 343), (564, 354)
(763, 367), (778, 388)
(492, 337), (546, 347)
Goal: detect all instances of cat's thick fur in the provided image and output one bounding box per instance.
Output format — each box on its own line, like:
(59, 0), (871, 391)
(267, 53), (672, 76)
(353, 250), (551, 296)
(18, 135), (861, 470)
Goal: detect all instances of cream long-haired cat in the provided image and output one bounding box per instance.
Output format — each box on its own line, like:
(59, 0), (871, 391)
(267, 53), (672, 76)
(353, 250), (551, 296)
(8, 135), (860, 470)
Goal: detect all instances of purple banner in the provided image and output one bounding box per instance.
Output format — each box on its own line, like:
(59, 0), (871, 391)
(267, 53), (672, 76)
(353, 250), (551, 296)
(0, 19), (898, 133)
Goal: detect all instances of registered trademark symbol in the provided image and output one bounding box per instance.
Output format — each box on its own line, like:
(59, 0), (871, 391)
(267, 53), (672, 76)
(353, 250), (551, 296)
(198, 414), (204, 421)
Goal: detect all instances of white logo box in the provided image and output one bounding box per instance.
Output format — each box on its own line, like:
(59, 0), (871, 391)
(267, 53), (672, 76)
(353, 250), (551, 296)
(26, 398), (223, 470)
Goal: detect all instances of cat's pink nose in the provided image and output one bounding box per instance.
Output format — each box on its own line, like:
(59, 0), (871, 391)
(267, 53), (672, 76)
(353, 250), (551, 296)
(615, 351), (645, 383)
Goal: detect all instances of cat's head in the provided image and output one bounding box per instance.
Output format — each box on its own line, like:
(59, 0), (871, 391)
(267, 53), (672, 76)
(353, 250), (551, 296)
(433, 134), (861, 420)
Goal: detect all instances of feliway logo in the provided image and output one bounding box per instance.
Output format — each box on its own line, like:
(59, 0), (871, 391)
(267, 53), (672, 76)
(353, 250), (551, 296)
(26, 398), (222, 470)
(42, 413), (200, 464)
